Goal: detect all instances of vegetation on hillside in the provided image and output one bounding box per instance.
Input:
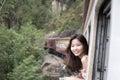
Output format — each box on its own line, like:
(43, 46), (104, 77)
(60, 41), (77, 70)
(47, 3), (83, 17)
(0, 0), (83, 79)
(44, 0), (84, 37)
(0, 0), (53, 29)
(0, 23), (46, 80)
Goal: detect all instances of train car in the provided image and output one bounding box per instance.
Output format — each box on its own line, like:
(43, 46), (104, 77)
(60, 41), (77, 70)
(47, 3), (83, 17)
(82, 0), (120, 80)
(44, 37), (70, 58)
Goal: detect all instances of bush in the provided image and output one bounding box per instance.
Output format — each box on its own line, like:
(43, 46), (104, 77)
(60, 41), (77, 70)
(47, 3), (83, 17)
(8, 55), (45, 80)
(0, 23), (46, 80)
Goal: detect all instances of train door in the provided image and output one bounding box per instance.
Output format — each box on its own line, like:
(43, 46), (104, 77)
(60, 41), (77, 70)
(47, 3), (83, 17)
(93, 0), (111, 80)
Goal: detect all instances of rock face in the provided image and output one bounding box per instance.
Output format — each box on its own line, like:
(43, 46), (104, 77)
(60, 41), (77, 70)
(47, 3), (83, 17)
(41, 53), (68, 79)
(52, 0), (67, 16)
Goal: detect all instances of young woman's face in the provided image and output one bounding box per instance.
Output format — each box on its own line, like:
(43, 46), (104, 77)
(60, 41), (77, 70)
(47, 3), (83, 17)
(71, 38), (84, 57)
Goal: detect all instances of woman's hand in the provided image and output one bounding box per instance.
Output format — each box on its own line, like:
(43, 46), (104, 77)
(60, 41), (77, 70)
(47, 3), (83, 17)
(80, 69), (86, 79)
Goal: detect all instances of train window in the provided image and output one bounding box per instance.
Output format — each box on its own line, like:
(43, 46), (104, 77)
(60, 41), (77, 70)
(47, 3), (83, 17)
(84, 25), (91, 44)
(93, 0), (111, 80)
(88, 25), (91, 45)
(47, 39), (56, 49)
(49, 40), (54, 46)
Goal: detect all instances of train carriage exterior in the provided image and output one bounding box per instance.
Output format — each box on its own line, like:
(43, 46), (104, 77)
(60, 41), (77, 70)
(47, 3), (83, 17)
(82, 0), (120, 80)
(44, 37), (70, 57)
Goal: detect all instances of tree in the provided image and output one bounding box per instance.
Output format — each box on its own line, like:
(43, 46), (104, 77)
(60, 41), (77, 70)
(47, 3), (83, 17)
(0, 0), (53, 29)
(0, 23), (46, 80)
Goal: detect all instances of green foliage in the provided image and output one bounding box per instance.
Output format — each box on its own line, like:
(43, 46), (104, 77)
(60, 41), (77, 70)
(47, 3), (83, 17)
(0, 0), (53, 29)
(18, 22), (46, 48)
(0, 23), (46, 80)
(0, 28), (25, 79)
(44, 0), (84, 35)
(8, 55), (45, 80)
(0, 0), (84, 79)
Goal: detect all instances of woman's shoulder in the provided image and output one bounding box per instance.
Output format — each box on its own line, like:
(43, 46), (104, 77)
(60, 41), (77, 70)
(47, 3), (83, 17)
(81, 55), (88, 69)
(81, 55), (88, 64)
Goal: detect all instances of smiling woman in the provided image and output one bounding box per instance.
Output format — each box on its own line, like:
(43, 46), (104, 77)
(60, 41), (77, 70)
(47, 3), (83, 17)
(63, 33), (89, 80)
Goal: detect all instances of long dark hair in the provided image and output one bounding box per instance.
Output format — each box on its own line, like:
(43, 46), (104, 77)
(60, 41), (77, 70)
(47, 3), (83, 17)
(65, 33), (88, 73)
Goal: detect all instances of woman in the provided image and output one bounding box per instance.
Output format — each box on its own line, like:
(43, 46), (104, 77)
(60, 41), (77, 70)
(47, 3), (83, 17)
(64, 33), (88, 80)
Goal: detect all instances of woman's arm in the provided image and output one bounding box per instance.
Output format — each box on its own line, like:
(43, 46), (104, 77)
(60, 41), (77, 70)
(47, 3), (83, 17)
(80, 55), (88, 79)
(81, 55), (88, 69)
(64, 76), (84, 80)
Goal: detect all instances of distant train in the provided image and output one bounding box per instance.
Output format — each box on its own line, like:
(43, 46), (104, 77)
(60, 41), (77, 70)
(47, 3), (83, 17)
(44, 37), (70, 58)
(82, 0), (120, 80)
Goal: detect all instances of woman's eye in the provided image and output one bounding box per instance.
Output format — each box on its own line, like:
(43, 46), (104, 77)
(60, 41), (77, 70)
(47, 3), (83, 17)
(77, 44), (81, 46)
(71, 45), (74, 47)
